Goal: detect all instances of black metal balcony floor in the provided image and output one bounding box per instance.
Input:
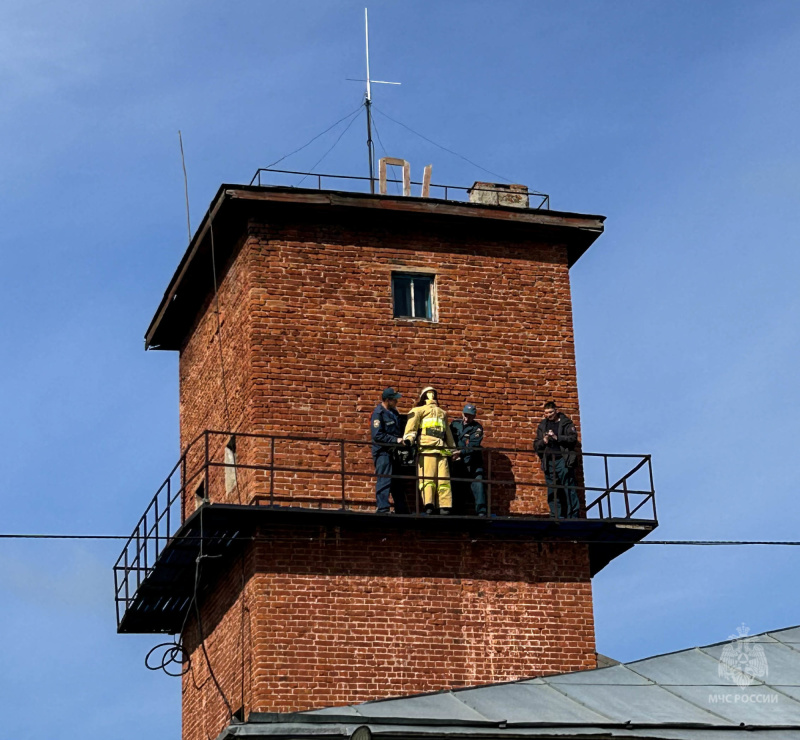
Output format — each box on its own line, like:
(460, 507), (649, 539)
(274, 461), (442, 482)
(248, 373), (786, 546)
(117, 503), (656, 634)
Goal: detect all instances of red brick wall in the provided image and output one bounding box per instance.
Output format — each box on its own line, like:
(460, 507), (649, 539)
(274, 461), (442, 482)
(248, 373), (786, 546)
(179, 209), (582, 513)
(182, 530), (595, 740)
(179, 235), (253, 516)
(176, 204), (594, 740)
(182, 550), (254, 740)
(246, 210), (580, 451)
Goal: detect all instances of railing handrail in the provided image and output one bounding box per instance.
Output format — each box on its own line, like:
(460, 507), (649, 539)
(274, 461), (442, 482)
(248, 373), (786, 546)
(113, 429), (656, 619)
(111, 429), (209, 570)
(246, 167), (550, 208)
(199, 428), (650, 458)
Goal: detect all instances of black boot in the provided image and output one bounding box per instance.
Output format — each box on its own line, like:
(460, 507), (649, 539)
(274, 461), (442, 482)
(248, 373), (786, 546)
(424, 503), (435, 515)
(440, 507), (452, 516)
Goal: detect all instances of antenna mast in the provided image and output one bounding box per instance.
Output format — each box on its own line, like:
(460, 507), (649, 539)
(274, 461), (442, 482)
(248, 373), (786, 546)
(365, 8), (374, 193)
(361, 8), (400, 194)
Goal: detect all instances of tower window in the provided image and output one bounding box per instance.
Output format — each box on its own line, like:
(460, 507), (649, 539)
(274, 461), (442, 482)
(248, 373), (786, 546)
(392, 273), (435, 321)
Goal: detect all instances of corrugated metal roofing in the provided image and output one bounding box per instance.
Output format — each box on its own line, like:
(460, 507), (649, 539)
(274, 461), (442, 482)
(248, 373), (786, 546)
(221, 626), (800, 740)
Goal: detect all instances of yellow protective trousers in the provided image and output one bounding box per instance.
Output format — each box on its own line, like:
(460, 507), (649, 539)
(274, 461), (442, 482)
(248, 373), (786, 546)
(417, 452), (452, 508)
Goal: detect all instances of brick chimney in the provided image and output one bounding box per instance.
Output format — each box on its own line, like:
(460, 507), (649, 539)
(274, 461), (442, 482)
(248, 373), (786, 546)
(468, 181), (530, 208)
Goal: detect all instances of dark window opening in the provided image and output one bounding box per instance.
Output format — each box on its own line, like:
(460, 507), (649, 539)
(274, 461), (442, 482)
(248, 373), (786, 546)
(392, 273), (435, 320)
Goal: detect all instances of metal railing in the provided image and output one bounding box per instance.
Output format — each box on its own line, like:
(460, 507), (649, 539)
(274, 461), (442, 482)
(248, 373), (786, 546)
(248, 168), (551, 210)
(113, 430), (655, 626)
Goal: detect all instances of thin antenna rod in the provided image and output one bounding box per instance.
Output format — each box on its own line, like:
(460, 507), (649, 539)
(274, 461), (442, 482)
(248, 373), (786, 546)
(347, 8), (400, 193)
(356, 8), (399, 192)
(365, 8), (372, 103)
(178, 130), (191, 242)
(364, 8), (375, 192)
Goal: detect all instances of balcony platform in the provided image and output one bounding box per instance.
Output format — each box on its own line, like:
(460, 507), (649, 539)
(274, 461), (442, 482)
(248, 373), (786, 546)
(116, 503), (656, 634)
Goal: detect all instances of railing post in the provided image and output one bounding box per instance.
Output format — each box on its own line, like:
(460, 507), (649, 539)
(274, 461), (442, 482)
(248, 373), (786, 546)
(486, 450), (492, 517)
(114, 568), (120, 627)
(143, 510), (148, 574)
(204, 431), (210, 504)
(339, 441), (347, 510)
(166, 489), (171, 542)
(414, 447), (420, 515)
(181, 454), (186, 524)
(604, 455), (610, 495)
(135, 530), (141, 590)
(647, 455), (657, 521)
(544, 453), (553, 519)
(434, 454), (439, 510)
(124, 547), (129, 608)
(623, 477), (631, 518)
(270, 436), (275, 507)
(155, 488), (161, 561)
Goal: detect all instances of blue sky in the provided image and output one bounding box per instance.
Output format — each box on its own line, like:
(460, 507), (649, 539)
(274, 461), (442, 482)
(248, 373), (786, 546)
(1, 1), (799, 737)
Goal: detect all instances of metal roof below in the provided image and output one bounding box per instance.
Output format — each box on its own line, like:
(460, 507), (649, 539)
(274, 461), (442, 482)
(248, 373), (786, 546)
(217, 627), (800, 740)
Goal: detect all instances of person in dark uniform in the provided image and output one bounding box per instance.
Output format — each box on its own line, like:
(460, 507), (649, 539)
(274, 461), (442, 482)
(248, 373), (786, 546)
(534, 401), (580, 519)
(450, 403), (487, 516)
(370, 388), (410, 514)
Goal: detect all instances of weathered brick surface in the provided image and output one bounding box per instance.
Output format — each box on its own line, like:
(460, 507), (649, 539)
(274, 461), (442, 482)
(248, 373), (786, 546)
(176, 205), (595, 740)
(182, 530), (595, 740)
(179, 208), (582, 514)
(179, 232), (252, 518)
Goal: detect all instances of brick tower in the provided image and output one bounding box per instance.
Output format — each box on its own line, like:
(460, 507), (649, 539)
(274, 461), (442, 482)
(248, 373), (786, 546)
(114, 172), (657, 740)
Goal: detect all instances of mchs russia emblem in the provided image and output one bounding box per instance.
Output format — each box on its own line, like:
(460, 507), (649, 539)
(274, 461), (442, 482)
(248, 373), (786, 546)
(718, 624), (769, 688)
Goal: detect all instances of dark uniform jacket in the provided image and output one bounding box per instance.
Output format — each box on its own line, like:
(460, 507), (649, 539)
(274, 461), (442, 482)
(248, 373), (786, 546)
(371, 404), (402, 457)
(450, 419), (484, 469)
(534, 413), (578, 469)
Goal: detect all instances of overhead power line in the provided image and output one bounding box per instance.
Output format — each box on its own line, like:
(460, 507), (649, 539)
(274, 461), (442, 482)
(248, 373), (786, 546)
(3, 533), (800, 546)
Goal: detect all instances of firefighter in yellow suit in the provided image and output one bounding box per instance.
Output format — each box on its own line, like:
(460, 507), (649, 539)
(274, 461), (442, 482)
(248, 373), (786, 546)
(403, 386), (459, 515)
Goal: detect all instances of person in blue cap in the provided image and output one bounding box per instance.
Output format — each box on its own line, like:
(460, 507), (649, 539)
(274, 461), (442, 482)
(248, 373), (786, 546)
(370, 388), (410, 514)
(450, 403), (487, 516)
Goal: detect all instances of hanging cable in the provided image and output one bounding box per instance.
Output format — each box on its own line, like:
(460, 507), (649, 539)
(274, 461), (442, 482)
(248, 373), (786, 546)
(192, 553), (236, 720)
(145, 641), (189, 677)
(157, 506), (236, 721)
(263, 102), (365, 170)
(178, 131), (192, 242)
(297, 107), (363, 186)
(373, 105), (514, 184)
(207, 196), (246, 505)
(208, 215), (234, 437)
(370, 114), (400, 195)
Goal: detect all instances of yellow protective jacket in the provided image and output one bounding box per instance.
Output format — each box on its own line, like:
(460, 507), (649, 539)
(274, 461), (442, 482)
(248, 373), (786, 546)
(403, 400), (456, 454)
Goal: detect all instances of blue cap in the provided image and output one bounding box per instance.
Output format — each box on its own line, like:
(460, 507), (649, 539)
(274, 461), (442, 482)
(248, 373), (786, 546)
(382, 387), (402, 401)
(463, 403), (477, 415)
